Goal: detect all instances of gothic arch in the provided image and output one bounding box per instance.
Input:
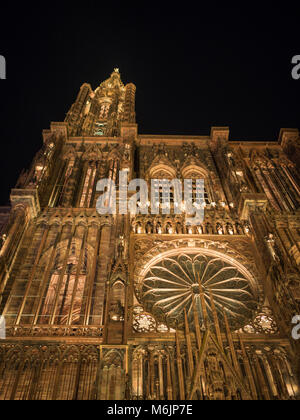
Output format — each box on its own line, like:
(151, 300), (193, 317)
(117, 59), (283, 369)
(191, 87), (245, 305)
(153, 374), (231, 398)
(36, 234), (95, 325)
(62, 145), (77, 161)
(147, 153), (177, 180)
(107, 147), (122, 162)
(148, 165), (177, 180)
(82, 144), (102, 161)
(61, 345), (81, 362)
(181, 163), (208, 180)
(102, 349), (124, 369)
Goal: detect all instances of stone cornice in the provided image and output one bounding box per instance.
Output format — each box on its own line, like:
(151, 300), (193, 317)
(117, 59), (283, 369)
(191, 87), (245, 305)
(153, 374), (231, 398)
(10, 188), (41, 219)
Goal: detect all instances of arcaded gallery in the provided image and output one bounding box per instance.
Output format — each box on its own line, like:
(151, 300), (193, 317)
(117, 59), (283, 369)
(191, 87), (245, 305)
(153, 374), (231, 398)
(0, 70), (300, 400)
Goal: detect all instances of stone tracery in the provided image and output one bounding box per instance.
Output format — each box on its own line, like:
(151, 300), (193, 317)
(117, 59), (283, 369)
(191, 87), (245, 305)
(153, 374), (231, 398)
(136, 250), (259, 331)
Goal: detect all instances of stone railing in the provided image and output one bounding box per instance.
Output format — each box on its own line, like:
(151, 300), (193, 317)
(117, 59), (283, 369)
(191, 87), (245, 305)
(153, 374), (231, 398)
(132, 214), (251, 236)
(6, 325), (104, 339)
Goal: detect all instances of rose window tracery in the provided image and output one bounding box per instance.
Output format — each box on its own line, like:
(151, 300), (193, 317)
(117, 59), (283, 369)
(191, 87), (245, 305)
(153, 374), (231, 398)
(137, 252), (259, 331)
(133, 313), (156, 333)
(239, 307), (279, 335)
(253, 314), (278, 334)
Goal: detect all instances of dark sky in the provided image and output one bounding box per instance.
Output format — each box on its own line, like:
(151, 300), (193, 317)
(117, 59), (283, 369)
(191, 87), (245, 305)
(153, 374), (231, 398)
(0, 3), (299, 205)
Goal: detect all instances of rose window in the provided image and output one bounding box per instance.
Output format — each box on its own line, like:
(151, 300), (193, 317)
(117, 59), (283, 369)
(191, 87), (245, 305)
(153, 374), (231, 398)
(133, 313), (156, 333)
(138, 252), (258, 331)
(252, 311), (279, 334)
(239, 307), (279, 335)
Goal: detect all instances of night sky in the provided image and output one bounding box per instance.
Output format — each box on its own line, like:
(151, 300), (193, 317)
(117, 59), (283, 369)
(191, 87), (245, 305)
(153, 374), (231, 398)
(0, 3), (299, 206)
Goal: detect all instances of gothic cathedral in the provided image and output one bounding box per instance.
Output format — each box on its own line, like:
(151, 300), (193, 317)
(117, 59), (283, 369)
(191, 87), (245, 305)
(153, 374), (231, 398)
(0, 69), (300, 400)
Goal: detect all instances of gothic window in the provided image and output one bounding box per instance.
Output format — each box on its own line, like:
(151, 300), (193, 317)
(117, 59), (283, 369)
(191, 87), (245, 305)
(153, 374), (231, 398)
(254, 165), (281, 211)
(39, 241), (88, 325)
(109, 281), (125, 321)
(181, 167), (211, 206)
(57, 158), (75, 205)
(149, 165), (177, 212)
(152, 179), (174, 206)
(150, 178), (209, 208)
(263, 168), (290, 211)
(253, 158), (300, 212)
(92, 158), (119, 211)
(79, 162), (97, 208)
(108, 158), (119, 183)
(191, 179), (209, 205)
(282, 165), (300, 198)
(275, 165), (300, 210)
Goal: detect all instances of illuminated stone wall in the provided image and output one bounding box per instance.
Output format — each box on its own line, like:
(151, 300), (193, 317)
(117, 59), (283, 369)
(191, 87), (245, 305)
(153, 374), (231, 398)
(0, 71), (299, 400)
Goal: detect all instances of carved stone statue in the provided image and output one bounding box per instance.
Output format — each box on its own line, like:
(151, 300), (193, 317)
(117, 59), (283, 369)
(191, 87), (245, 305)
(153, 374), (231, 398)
(265, 233), (280, 261)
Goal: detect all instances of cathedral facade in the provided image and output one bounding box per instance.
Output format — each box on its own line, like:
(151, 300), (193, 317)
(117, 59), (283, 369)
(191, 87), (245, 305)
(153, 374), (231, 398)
(0, 69), (300, 400)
